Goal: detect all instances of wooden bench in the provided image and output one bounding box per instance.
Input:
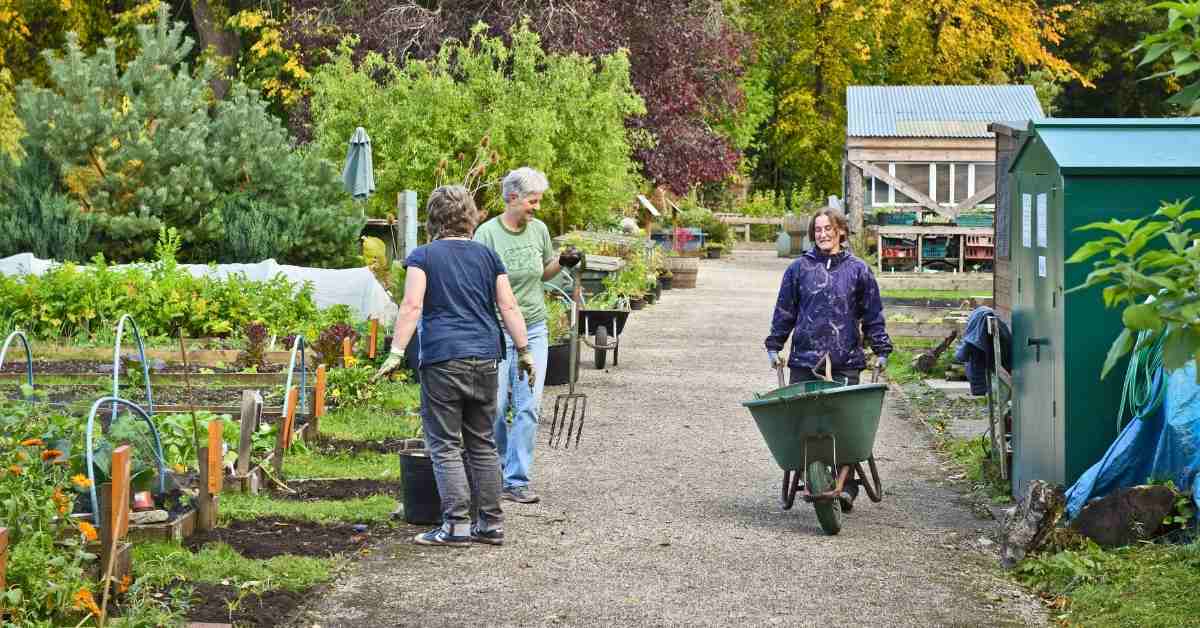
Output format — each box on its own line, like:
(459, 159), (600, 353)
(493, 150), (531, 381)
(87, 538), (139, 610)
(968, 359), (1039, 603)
(713, 213), (785, 242)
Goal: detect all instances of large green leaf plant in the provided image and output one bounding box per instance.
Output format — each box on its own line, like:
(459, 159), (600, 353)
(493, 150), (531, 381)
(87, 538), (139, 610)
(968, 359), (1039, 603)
(1067, 199), (1200, 378)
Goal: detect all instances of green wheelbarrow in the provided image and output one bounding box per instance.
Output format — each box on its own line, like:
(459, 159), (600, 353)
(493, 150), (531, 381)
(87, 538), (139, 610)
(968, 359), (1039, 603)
(741, 367), (887, 535)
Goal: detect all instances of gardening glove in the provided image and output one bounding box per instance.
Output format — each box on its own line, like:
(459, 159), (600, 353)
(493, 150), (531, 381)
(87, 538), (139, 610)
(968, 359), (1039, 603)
(517, 346), (537, 390)
(373, 348), (405, 383)
(768, 350), (784, 370)
(559, 246), (584, 269)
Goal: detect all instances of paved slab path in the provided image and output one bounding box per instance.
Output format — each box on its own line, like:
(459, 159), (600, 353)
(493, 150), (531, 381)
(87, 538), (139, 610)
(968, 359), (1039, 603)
(294, 251), (1043, 627)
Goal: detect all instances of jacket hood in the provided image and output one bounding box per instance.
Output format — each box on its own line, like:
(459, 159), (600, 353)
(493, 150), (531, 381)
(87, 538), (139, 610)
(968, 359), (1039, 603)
(803, 247), (851, 269)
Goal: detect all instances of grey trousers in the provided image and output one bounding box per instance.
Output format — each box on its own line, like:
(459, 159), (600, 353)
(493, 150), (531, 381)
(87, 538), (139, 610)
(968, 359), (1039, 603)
(420, 358), (504, 534)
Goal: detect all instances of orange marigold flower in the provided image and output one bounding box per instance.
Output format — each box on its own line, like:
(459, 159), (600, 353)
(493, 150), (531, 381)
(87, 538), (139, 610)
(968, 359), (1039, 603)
(8, 464), (22, 476)
(40, 448), (63, 461)
(78, 520), (98, 542)
(71, 474), (93, 489)
(19, 438), (43, 446)
(118, 574), (132, 594)
(72, 587), (100, 616)
(53, 487), (71, 514)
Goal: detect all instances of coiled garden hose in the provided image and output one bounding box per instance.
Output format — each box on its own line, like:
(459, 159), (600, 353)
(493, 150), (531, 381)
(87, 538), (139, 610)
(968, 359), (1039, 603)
(1118, 329), (1167, 430)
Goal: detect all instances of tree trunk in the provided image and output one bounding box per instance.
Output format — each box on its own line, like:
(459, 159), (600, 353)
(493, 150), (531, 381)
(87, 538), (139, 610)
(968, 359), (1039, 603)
(190, 0), (242, 100)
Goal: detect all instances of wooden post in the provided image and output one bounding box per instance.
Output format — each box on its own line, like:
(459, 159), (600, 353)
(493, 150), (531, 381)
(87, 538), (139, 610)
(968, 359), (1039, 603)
(847, 161), (865, 238)
(368, 319), (379, 359)
(99, 445), (131, 580)
(273, 386), (299, 476)
(311, 365), (327, 441)
(876, 230), (884, 273)
(0, 527), (8, 594)
(110, 445), (130, 542)
(196, 447), (214, 531)
(958, 234), (965, 273)
(236, 390), (262, 494)
(342, 337), (353, 366)
(206, 419), (223, 495)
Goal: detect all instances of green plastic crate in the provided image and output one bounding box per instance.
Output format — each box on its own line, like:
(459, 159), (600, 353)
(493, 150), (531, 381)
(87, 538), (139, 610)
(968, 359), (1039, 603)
(957, 213), (994, 227)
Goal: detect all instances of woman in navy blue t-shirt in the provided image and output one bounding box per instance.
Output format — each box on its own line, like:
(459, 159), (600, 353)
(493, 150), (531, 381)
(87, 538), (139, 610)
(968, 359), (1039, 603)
(374, 185), (534, 547)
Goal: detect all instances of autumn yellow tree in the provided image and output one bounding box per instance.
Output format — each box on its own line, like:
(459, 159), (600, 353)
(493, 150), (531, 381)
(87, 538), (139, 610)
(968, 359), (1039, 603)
(747, 0), (1083, 196)
(0, 68), (20, 158)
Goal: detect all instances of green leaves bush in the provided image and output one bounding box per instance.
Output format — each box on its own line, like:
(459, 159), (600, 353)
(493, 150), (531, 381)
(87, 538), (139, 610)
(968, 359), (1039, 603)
(1067, 198), (1200, 378)
(0, 234), (320, 341)
(13, 6), (362, 267)
(307, 21), (646, 233)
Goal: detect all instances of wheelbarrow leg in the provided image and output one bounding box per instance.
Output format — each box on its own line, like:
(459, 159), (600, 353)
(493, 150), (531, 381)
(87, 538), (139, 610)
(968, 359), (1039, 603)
(854, 456), (884, 503)
(780, 469), (803, 510)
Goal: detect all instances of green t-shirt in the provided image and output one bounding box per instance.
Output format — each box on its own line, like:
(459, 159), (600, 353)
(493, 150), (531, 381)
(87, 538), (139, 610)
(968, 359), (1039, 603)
(474, 216), (554, 326)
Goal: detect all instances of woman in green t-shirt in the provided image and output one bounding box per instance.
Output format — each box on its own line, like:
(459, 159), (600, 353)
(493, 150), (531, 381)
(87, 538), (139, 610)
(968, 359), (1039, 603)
(474, 167), (581, 504)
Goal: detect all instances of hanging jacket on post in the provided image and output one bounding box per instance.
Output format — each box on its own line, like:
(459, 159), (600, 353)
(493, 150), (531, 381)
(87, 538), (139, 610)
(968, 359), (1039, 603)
(954, 306), (1012, 395)
(765, 248), (893, 370)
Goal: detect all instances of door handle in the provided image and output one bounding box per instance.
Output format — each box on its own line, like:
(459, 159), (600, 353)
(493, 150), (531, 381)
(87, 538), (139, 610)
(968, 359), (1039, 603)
(1027, 337), (1049, 362)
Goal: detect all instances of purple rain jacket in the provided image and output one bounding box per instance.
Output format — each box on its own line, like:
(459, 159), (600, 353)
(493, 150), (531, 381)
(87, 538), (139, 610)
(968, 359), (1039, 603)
(765, 247), (893, 371)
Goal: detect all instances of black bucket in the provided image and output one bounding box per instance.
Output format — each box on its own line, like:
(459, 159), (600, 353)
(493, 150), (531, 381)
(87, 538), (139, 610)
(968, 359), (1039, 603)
(398, 449), (441, 525)
(545, 342), (576, 386)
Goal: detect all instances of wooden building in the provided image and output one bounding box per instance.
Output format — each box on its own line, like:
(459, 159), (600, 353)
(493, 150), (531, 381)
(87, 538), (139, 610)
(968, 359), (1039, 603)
(843, 86), (1045, 274)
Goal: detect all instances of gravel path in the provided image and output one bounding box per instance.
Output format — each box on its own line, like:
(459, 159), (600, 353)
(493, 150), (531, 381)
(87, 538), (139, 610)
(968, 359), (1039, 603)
(292, 250), (1043, 627)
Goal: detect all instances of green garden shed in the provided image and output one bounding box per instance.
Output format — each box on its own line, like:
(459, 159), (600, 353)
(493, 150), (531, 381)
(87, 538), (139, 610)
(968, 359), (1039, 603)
(1008, 118), (1200, 495)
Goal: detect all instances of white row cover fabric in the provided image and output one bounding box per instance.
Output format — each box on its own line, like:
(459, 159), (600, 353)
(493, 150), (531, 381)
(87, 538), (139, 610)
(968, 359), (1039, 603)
(0, 253), (399, 324)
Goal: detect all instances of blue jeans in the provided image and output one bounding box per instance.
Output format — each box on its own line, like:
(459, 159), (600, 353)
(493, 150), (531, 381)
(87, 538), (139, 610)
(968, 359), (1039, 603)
(495, 321), (548, 489)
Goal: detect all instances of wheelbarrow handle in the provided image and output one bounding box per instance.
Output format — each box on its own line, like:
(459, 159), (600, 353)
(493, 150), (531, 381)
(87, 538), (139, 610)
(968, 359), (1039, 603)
(776, 365), (785, 389)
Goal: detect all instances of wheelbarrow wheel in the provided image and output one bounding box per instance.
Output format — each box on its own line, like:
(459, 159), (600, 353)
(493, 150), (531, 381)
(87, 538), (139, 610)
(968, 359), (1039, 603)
(807, 461), (842, 535)
(594, 325), (607, 370)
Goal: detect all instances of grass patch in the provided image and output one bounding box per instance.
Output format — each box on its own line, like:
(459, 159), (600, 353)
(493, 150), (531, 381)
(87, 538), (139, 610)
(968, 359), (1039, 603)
(884, 337), (947, 385)
(1015, 541), (1200, 626)
(133, 540), (335, 591)
(284, 450), (400, 480)
(319, 406), (421, 442)
(881, 289), (991, 301)
(946, 434), (1011, 503)
(218, 492), (398, 524)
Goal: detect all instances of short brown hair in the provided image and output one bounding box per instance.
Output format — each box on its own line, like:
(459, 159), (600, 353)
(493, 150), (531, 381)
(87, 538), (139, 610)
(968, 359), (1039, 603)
(808, 207), (850, 244)
(426, 185), (478, 239)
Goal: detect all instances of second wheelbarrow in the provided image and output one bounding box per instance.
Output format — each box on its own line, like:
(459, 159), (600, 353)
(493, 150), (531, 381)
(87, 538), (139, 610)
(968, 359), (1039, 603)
(741, 369), (887, 535)
(578, 308), (631, 370)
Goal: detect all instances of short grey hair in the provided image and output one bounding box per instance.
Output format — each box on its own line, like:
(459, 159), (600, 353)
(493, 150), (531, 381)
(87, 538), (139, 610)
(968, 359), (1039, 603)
(426, 185), (478, 239)
(501, 167), (550, 202)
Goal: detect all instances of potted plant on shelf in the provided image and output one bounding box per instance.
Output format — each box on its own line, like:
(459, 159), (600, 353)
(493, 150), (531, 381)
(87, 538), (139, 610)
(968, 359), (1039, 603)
(705, 242), (726, 259)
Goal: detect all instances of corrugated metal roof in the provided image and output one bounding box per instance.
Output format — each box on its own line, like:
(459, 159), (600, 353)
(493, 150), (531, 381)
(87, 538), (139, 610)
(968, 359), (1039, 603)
(1022, 118), (1200, 174)
(847, 85), (1045, 138)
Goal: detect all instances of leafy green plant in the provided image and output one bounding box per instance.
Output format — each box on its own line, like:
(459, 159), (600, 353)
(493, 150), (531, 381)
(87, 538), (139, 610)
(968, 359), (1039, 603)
(1066, 198), (1200, 378)
(545, 292), (571, 345)
(307, 22), (645, 232)
(234, 322), (270, 372)
(1133, 1), (1200, 114)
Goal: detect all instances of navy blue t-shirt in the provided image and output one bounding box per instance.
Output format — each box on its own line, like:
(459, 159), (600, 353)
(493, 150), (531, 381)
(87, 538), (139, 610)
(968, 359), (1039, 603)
(405, 239), (507, 368)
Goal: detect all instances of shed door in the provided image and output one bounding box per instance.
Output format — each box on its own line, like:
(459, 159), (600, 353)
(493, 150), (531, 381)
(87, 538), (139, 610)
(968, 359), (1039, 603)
(1011, 172), (1059, 492)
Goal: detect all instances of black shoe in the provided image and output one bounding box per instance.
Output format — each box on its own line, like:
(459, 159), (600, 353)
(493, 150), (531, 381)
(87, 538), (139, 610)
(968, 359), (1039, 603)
(839, 490), (856, 513)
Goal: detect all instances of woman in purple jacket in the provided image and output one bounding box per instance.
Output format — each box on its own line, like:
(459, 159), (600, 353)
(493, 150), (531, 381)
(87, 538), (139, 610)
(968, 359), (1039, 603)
(764, 207), (893, 504)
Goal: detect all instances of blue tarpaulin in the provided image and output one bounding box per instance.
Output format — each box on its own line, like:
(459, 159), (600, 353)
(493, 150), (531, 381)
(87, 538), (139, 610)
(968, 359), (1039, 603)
(1066, 362), (1200, 518)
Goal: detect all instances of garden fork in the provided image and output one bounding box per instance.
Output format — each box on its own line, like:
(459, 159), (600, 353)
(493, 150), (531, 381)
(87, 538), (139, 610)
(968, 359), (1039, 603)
(549, 270), (586, 449)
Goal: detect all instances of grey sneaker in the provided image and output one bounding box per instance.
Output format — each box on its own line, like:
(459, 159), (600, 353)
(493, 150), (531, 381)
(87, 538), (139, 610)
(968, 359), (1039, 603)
(471, 527), (505, 546)
(413, 528), (471, 548)
(501, 486), (540, 504)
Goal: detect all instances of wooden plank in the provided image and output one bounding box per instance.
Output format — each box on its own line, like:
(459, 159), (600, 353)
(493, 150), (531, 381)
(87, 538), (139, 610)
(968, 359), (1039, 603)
(955, 182), (996, 214)
(342, 337), (353, 366)
(207, 419), (223, 495)
(22, 345), (306, 368)
(714, 215), (785, 225)
(847, 136), (997, 150)
(877, 225), (994, 237)
(110, 445), (131, 541)
(283, 386), (299, 450)
(314, 365), (327, 419)
(853, 160), (951, 219)
(236, 391), (259, 479)
(845, 148), (997, 163)
(0, 527), (7, 593)
(368, 319), (379, 359)
(888, 321), (965, 338)
(197, 446), (216, 531)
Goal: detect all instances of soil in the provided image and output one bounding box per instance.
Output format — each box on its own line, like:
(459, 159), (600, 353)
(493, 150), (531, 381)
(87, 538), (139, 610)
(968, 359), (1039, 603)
(274, 479), (402, 502)
(6, 384), (287, 409)
(174, 580), (308, 627)
(184, 517), (379, 559)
